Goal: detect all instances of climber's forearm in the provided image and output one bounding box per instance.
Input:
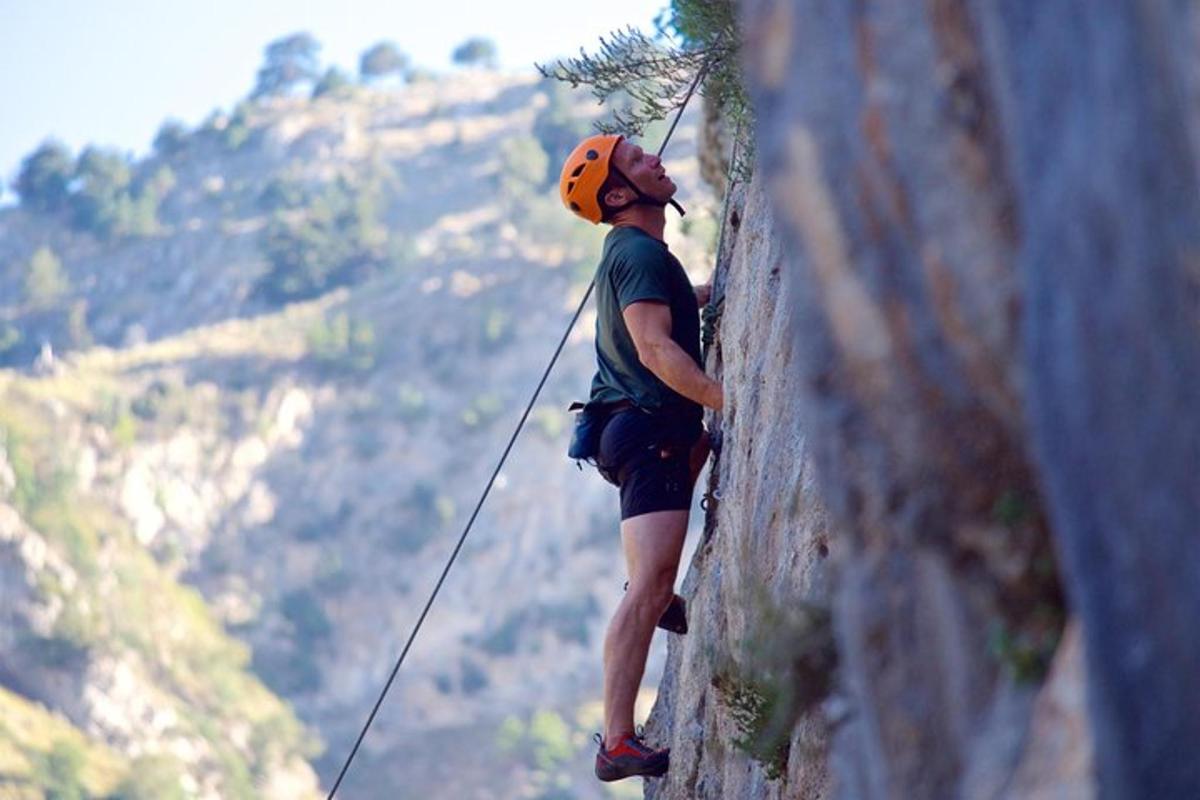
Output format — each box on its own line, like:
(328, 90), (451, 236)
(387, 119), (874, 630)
(640, 338), (723, 410)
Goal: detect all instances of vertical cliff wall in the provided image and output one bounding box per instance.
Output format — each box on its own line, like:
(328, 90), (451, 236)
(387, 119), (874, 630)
(647, 2), (1200, 798)
(645, 179), (833, 800)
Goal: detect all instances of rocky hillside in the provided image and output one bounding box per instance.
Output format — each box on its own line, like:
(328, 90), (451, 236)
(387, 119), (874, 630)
(0, 71), (720, 799)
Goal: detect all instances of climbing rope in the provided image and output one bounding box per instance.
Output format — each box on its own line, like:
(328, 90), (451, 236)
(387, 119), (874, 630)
(324, 60), (728, 799)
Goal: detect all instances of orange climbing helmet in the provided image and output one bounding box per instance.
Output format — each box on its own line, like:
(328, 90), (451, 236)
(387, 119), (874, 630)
(559, 133), (623, 224)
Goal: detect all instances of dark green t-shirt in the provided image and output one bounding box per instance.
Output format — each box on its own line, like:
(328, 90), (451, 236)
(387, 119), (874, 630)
(588, 226), (703, 417)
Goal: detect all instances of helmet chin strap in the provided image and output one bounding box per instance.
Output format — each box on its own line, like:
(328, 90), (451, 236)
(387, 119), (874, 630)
(609, 165), (686, 218)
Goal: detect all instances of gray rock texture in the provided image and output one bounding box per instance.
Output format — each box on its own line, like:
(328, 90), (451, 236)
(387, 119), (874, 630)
(645, 176), (833, 800)
(647, 2), (1198, 798)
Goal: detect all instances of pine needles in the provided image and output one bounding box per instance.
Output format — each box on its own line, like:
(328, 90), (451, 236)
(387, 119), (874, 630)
(536, 0), (752, 176)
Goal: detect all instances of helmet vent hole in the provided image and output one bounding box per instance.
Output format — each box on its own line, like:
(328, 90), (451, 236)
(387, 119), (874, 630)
(570, 164), (586, 178)
(569, 201), (580, 211)
(586, 149), (599, 160)
(567, 181), (576, 192)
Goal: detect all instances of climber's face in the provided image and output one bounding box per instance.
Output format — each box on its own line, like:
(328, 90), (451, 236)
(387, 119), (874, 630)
(608, 139), (677, 205)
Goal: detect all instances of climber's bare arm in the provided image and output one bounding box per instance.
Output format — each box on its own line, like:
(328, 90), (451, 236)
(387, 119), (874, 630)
(623, 301), (723, 410)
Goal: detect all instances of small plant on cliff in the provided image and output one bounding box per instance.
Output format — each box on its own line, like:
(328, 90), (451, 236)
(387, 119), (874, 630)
(713, 671), (791, 780)
(712, 598), (837, 781)
(983, 488), (1067, 683)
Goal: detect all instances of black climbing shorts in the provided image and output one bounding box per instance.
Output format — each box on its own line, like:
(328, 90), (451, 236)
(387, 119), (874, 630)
(596, 407), (702, 521)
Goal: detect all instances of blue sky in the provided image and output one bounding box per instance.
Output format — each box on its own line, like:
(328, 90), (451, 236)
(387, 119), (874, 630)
(0, 0), (666, 194)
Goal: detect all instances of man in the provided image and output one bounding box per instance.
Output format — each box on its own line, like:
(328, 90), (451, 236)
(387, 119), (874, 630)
(559, 133), (724, 782)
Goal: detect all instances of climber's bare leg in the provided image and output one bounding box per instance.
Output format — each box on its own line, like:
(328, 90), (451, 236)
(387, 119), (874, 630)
(602, 509), (688, 745)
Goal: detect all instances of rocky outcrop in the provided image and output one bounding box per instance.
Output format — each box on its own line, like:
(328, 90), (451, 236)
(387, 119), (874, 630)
(649, 2), (1199, 799)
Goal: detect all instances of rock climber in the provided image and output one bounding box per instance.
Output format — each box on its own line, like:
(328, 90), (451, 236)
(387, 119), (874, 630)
(558, 133), (723, 782)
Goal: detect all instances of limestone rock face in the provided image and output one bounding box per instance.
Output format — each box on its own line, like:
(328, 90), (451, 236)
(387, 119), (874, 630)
(646, 176), (832, 800)
(650, 1), (1200, 799)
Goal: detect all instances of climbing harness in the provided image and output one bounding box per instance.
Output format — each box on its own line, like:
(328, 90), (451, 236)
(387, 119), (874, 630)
(325, 59), (740, 800)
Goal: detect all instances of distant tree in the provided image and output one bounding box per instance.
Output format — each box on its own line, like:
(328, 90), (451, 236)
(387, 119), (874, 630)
(359, 41), (409, 82)
(281, 589), (333, 642)
(452, 37), (498, 69)
(32, 740), (85, 800)
(14, 140), (73, 213)
(311, 66), (353, 99)
(70, 146), (132, 237)
(64, 148), (167, 239)
(252, 32), (321, 98)
(527, 711), (573, 771)
(142, 165), (177, 199)
(256, 175), (307, 213)
(256, 177), (388, 302)
(117, 190), (162, 237)
(67, 299), (91, 349)
(221, 101), (255, 150)
(152, 119), (189, 158)
(306, 311), (376, 373)
(24, 246), (69, 308)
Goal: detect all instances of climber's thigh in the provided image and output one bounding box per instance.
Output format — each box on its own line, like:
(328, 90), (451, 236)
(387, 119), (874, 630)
(620, 509), (688, 592)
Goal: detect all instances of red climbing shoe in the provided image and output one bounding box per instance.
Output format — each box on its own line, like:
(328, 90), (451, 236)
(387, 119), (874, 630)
(594, 732), (670, 781)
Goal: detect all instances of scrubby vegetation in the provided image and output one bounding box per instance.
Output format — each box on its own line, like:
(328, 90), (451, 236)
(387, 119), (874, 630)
(306, 311), (377, 374)
(13, 142), (172, 240)
(256, 175), (396, 302)
(0, 688), (126, 798)
(0, 391), (319, 796)
(712, 597), (836, 781)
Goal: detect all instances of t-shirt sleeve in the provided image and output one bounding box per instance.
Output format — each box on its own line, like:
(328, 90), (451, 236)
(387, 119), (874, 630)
(611, 242), (673, 310)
